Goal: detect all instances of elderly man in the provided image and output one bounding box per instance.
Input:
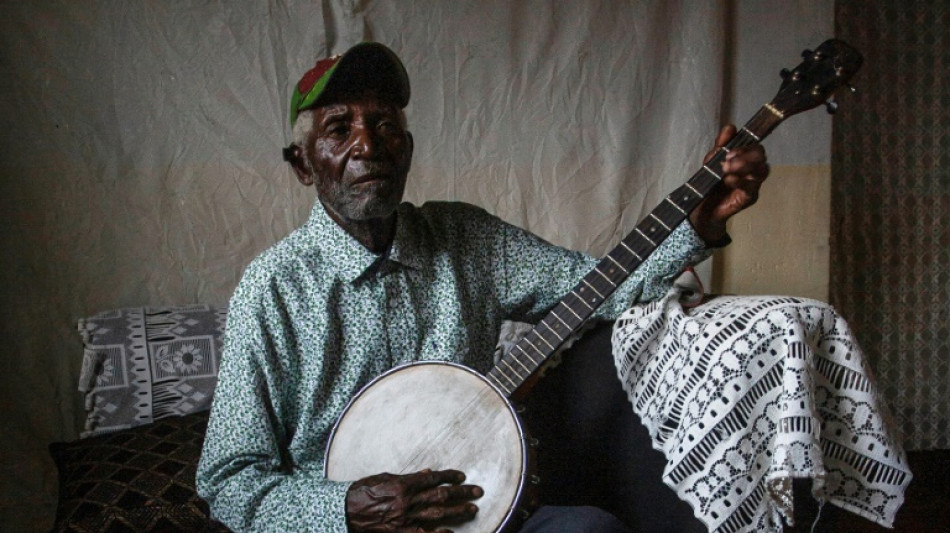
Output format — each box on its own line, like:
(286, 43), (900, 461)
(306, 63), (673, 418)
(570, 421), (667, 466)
(197, 42), (768, 532)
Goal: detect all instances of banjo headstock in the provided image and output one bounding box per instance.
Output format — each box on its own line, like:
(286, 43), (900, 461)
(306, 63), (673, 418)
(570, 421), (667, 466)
(768, 39), (863, 119)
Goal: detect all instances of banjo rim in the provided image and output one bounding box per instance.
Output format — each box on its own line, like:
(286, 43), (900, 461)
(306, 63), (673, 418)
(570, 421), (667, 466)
(324, 360), (530, 533)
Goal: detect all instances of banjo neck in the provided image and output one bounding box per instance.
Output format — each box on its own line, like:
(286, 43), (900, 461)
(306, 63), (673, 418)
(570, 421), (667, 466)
(485, 35), (867, 398)
(485, 38), (866, 399)
(484, 109), (781, 400)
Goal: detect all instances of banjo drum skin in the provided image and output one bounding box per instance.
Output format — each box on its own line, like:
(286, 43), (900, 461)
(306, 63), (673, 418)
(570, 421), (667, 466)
(325, 361), (530, 533)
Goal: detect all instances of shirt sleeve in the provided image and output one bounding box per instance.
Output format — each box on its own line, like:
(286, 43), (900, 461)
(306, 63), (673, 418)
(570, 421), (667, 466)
(196, 275), (351, 533)
(493, 217), (714, 324)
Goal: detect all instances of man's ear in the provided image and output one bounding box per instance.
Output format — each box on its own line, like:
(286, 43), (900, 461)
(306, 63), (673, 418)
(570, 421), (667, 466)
(285, 144), (314, 186)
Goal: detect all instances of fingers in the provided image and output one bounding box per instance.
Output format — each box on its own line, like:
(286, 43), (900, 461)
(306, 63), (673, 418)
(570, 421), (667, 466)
(711, 121), (768, 186)
(707, 122), (767, 180)
(407, 469), (482, 514)
(704, 124), (736, 164)
(403, 469), (466, 493)
(410, 501), (479, 525)
(410, 482), (483, 507)
(405, 470), (481, 527)
(690, 125), (770, 241)
(722, 146), (768, 206)
(722, 145), (769, 179)
(714, 124), (736, 150)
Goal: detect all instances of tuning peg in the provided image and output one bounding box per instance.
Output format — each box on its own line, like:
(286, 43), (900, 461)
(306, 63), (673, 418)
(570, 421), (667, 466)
(801, 48), (813, 58)
(825, 99), (838, 114)
(781, 68), (791, 79)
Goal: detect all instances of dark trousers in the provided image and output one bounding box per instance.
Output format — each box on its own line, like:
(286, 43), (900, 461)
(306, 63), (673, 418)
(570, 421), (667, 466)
(519, 506), (632, 533)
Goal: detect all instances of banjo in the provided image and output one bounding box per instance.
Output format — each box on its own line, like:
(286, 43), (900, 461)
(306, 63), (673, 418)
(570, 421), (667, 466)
(325, 39), (862, 532)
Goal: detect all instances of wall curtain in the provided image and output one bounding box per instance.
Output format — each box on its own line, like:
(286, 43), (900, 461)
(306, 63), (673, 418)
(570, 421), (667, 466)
(832, 0), (950, 450)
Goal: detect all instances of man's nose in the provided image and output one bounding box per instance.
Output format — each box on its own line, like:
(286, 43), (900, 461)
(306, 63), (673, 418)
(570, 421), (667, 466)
(350, 125), (379, 159)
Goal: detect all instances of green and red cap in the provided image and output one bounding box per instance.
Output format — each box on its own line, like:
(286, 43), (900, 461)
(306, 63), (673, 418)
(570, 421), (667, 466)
(289, 42), (410, 126)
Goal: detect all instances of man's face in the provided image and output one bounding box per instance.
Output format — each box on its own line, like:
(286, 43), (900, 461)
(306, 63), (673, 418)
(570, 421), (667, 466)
(302, 97), (412, 225)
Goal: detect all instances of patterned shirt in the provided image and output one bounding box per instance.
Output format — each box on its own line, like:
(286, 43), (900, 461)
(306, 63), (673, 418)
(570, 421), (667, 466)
(197, 200), (711, 532)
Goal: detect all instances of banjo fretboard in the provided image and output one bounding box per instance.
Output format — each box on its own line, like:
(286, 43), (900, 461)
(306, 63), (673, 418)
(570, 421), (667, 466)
(485, 108), (785, 398)
(485, 38), (862, 398)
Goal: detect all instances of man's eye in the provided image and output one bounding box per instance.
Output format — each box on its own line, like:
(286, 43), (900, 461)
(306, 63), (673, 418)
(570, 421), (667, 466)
(326, 124), (349, 137)
(378, 121), (401, 134)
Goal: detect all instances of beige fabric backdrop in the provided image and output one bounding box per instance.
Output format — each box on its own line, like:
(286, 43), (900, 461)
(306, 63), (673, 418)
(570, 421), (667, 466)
(0, 1), (732, 529)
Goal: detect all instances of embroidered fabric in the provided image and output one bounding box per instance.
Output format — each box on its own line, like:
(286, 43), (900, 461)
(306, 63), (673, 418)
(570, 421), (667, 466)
(611, 289), (912, 533)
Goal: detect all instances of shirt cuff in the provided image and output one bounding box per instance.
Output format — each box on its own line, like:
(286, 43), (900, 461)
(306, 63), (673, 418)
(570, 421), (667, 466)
(681, 221), (731, 249)
(683, 217), (732, 249)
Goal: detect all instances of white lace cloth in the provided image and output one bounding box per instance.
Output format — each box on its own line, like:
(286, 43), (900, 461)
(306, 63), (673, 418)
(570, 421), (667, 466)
(612, 289), (912, 532)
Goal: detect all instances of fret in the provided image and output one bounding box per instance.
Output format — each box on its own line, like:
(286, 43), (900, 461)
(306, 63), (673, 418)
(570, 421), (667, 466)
(625, 238), (653, 269)
(697, 169), (726, 195)
(511, 355), (533, 375)
(496, 367), (519, 389)
(740, 126), (761, 142)
(702, 164), (722, 180)
(515, 344), (541, 366)
(541, 319), (565, 341)
(524, 336), (547, 358)
(533, 330), (556, 352)
(486, 372), (507, 394)
(651, 203), (684, 229)
(581, 278), (605, 300)
(619, 240), (643, 261)
(500, 359), (525, 381)
(665, 196), (688, 215)
(649, 213), (672, 232)
(685, 182), (703, 198)
(605, 254), (630, 275)
(593, 266), (617, 287)
(635, 227), (656, 247)
(551, 308), (573, 329)
(570, 290), (594, 311)
(560, 300), (584, 322)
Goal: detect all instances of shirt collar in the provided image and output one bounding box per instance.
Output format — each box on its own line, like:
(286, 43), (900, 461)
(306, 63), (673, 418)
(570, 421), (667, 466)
(305, 202), (428, 283)
(388, 203), (428, 272)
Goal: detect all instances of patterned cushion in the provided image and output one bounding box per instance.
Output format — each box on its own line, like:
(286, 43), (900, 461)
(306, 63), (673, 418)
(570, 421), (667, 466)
(49, 411), (231, 532)
(78, 305), (227, 437)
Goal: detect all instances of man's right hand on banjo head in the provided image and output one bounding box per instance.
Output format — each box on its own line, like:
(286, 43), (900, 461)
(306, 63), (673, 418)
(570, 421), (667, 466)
(346, 469), (484, 532)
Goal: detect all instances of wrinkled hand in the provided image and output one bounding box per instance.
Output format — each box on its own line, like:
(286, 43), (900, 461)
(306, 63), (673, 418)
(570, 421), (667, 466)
(688, 124), (770, 244)
(346, 469), (483, 533)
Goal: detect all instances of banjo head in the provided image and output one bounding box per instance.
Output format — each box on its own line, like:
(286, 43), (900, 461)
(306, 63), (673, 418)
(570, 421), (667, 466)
(326, 361), (529, 533)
